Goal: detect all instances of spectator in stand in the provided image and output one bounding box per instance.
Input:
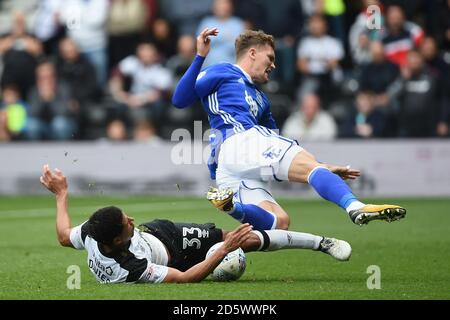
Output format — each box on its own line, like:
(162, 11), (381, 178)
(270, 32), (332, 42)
(437, 0), (450, 52)
(159, 0), (213, 36)
(107, 0), (148, 70)
(0, 109), (8, 141)
(56, 37), (100, 104)
(233, 0), (266, 30)
(359, 41), (399, 108)
(109, 42), (172, 126)
(60, 0), (110, 86)
(196, 0), (245, 66)
(166, 35), (197, 81)
(235, 0), (303, 85)
(148, 18), (177, 60)
(0, 84), (28, 140)
(318, 0), (347, 46)
(381, 5), (424, 68)
(348, 0), (384, 66)
(133, 119), (163, 145)
(391, 50), (439, 137)
(106, 119), (128, 141)
(33, 0), (65, 56)
(282, 94), (337, 141)
(420, 36), (450, 137)
(340, 91), (386, 138)
(420, 36), (450, 87)
(56, 37), (101, 139)
(27, 61), (78, 140)
(0, 11), (43, 99)
(296, 14), (344, 108)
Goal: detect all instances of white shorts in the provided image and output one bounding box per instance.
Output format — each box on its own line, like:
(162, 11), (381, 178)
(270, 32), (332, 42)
(216, 126), (303, 205)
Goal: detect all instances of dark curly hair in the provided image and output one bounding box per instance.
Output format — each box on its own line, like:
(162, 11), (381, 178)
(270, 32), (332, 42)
(86, 206), (124, 245)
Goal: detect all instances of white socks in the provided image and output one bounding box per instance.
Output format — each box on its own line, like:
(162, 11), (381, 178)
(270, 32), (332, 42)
(253, 230), (323, 251)
(345, 201), (365, 213)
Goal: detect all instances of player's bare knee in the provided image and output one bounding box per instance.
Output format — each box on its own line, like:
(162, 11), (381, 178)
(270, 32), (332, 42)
(276, 215), (290, 230)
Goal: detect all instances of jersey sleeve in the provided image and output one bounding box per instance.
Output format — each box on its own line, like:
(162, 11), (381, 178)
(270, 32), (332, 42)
(118, 56), (138, 76)
(171, 55), (205, 108)
(136, 261), (169, 284)
(111, 248), (169, 284)
(69, 222), (89, 250)
(194, 65), (226, 99)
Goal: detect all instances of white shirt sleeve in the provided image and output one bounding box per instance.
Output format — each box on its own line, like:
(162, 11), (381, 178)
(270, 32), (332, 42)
(119, 56), (138, 76)
(69, 222), (88, 250)
(137, 262), (169, 284)
(153, 67), (173, 91)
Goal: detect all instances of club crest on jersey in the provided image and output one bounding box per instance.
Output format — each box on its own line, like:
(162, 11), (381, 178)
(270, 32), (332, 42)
(245, 90), (259, 118)
(196, 71), (207, 81)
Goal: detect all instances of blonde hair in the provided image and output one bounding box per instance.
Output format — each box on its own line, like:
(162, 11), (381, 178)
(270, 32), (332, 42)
(235, 30), (275, 60)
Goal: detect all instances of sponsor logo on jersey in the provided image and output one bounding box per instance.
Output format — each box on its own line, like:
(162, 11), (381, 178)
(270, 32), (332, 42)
(89, 256), (113, 283)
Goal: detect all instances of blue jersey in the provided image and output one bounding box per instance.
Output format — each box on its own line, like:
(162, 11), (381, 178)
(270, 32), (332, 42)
(194, 63), (278, 180)
(194, 63), (277, 141)
(172, 57), (278, 179)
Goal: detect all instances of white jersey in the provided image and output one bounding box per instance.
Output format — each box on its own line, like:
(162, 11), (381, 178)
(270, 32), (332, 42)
(69, 222), (169, 284)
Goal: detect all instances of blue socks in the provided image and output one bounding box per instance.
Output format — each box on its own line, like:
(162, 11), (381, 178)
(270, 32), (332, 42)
(226, 166), (361, 230)
(308, 167), (359, 210)
(229, 202), (276, 230)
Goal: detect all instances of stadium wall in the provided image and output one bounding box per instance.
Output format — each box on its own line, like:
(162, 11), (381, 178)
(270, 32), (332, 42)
(1, 140), (449, 197)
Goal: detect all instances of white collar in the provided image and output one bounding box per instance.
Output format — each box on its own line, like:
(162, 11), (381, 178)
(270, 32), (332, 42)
(233, 64), (253, 84)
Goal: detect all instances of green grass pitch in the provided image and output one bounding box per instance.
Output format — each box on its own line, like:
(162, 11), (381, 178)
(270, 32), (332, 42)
(0, 195), (449, 300)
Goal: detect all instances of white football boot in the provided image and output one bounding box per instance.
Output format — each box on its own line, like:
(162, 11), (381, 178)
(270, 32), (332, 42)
(318, 237), (352, 261)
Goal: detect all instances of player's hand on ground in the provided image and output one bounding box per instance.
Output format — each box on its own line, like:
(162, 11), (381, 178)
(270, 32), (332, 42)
(329, 165), (361, 180)
(39, 165), (68, 195)
(223, 223), (253, 252)
(197, 27), (219, 57)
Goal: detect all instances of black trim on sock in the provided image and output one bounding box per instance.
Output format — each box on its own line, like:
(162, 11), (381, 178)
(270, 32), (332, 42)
(259, 230), (270, 251)
(317, 236), (325, 252)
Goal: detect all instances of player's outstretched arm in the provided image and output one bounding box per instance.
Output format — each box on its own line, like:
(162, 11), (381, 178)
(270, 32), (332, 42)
(39, 165), (74, 248)
(171, 27), (218, 108)
(163, 223), (253, 283)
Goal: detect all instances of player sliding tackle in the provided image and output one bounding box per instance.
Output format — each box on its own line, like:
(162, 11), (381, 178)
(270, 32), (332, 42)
(40, 165), (351, 284)
(172, 27), (406, 230)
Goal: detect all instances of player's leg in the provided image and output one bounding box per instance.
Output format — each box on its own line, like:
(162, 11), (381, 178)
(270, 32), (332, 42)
(213, 127), (297, 230)
(280, 147), (406, 225)
(258, 200), (290, 230)
(222, 229), (351, 261)
(207, 181), (290, 230)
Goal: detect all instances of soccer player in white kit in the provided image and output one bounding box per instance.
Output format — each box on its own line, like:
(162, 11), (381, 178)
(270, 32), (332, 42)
(172, 28), (406, 231)
(40, 165), (352, 284)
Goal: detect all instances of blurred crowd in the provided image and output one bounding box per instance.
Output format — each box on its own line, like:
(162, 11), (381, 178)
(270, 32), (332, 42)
(0, 0), (449, 142)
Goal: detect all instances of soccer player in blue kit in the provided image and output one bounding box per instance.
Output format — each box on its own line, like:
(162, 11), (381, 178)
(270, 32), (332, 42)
(172, 27), (406, 231)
